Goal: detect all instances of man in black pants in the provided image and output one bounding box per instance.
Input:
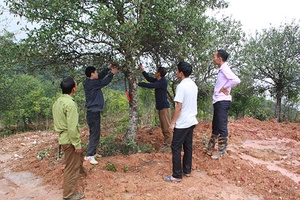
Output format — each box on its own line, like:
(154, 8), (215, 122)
(164, 62), (198, 183)
(83, 64), (118, 164)
(204, 49), (240, 159)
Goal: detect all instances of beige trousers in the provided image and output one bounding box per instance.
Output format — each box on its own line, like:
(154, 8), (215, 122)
(158, 108), (172, 144)
(62, 144), (84, 198)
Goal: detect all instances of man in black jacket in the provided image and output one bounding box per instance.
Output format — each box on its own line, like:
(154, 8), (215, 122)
(137, 63), (172, 145)
(83, 64), (118, 164)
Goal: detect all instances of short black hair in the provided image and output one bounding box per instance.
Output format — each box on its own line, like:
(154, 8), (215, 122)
(111, 62), (119, 68)
(217, 49), (229, 62)
(85, 66), (96, 77)
(157, 67), (167, 77)
(177, 62), (192, 77)
(60, 76), (75, 94)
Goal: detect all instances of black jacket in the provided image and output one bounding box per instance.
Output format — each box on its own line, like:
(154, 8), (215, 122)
(138, 71), (170, 110)
(83, 68), (114, 112)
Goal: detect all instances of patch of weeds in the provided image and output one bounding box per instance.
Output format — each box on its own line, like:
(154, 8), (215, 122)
(100, 135), (120, 156)
(107, 163), (117, 172)
(123, 165), (130, 173)
(138, 143), (155, 153)
(114, 117), (129, 134)
(37, 147), (53, 160)
(119, 141), (138, 155)
(99, 136), (156, 156)
(103, 114), (129, 134)
(0, 129), (16, 139)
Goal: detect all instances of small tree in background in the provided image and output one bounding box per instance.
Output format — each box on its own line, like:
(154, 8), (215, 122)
(242, 22), (300, 122)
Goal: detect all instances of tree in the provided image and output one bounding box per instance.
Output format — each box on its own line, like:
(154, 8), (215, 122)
(7, 0), (246, 141)
(0, 31), (25, 113)
(0, 73), (54, 130)
(242, 22), (300, 121)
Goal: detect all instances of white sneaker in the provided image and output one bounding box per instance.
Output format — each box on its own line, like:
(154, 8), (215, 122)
(84, 156), (98, 165)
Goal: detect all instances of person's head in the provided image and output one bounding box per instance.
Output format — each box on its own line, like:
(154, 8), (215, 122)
(213, 49), (229, 67)
(60, 76), (77, 95)
(85, 66), (98, 79)
(110, 62), (119, 68)
(176, 62), (192, 79)
(156, 67), (167, 78)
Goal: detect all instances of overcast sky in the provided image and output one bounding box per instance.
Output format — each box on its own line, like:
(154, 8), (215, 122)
(1, 0), (299, 39)
(216, 0), (300, 35)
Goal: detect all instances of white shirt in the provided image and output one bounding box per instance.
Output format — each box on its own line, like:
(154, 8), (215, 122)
(174, 77), (198, 128)
(213, 62), (241, 104)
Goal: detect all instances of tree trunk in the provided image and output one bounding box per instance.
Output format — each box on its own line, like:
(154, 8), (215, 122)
(275, 90), (282, 122)
(123, 71), (139, 142)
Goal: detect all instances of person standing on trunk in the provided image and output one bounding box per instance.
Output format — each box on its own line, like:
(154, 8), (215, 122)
(204, 49), (240, 159)
(137, 63), (172, 145)
(52, 76), (85, 200)
(83, 64), (118, 165)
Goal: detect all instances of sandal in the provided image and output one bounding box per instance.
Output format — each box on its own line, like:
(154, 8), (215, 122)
(164, 175), (181, 183)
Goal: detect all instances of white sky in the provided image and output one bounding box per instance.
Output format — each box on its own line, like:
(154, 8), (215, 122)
(1, 0), (300, 39)
(215, 0), (300, 35)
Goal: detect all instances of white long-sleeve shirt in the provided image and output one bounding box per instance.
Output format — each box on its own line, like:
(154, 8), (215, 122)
(213, 62), (241, 104)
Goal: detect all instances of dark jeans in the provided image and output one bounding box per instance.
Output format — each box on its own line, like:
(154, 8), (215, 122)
(86, 111), (100, 156)
(171, 125), (195, 179)
(212, 101), (232, 137)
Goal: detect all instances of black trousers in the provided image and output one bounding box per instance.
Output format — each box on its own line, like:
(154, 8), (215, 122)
(212, 101), (232, 137)
(86, 111), (101, 156)
(171, 125), (195, 179)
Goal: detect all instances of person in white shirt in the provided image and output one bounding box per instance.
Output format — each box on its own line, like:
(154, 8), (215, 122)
(164, 62), (198, 183)
(204, 49), (241, 159)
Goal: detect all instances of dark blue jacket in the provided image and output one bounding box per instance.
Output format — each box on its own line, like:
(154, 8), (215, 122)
(83, 68), (114, 112)
(138, 71), (170, 110)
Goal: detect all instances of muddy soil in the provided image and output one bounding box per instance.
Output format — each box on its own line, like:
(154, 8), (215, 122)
(0, 117), (299, 200)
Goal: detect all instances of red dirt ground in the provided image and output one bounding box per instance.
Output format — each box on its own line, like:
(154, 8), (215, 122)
(0, 117), (299, 200)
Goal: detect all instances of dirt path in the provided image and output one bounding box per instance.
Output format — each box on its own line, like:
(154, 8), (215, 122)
(0, 133), (62, 200)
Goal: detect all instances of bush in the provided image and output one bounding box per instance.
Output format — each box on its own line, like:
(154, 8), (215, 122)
(119, 141), (138, 155)
(100, 135), (120, 156)
(99, 135), (155, 156)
